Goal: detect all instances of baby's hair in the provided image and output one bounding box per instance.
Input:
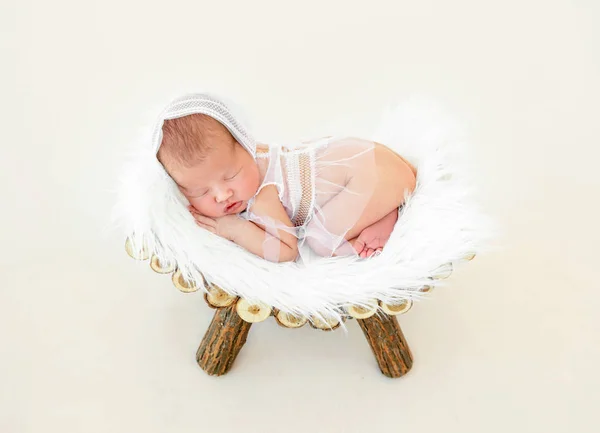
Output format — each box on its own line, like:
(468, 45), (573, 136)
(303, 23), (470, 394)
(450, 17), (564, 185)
(158, 113), (233, 169)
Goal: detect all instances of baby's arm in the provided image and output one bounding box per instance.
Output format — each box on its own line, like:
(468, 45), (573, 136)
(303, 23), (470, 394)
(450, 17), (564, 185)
(232, 185), (298, 262)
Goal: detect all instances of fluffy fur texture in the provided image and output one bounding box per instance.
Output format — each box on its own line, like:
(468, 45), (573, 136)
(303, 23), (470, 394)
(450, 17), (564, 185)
(113, 97), (494, 322)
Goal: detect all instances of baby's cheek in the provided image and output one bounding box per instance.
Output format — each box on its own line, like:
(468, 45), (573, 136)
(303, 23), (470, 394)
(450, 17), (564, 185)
(240, 174), (259, 198)
(186, 196), (200, 209)
(188, 197), (212, 216)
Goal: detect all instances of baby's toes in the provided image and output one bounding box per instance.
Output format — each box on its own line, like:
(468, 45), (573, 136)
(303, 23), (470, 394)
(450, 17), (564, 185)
(352, 239), (365, 255)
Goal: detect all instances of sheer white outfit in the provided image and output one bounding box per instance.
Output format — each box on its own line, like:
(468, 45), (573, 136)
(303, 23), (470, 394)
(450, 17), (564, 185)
(242, 136), (377, 263)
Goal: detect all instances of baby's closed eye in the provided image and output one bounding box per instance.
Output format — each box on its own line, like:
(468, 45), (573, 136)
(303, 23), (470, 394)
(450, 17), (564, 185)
(190, 190), (208, 198)
(225, 168), (242, 181)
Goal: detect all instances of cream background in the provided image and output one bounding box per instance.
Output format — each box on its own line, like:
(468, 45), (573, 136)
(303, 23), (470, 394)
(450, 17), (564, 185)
(1, 1), (599, 432)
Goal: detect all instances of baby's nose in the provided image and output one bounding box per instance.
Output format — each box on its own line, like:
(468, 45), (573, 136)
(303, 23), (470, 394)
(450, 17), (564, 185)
(215, 189), (233, 203)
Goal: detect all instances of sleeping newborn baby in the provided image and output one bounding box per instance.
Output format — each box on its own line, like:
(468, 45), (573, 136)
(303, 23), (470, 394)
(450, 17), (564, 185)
(156, 98), (417, 263)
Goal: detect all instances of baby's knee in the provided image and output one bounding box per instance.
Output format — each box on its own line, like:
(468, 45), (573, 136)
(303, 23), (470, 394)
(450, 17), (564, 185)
(304, 234), (335, 257)
(303, 221), (349, 257)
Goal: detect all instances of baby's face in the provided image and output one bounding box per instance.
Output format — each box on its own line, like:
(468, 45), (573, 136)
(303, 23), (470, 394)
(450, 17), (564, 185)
(168, 135), (260, 218)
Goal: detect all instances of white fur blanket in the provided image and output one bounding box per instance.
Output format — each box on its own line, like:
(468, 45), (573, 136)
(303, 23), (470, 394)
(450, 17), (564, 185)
(114, 98), (493, 321)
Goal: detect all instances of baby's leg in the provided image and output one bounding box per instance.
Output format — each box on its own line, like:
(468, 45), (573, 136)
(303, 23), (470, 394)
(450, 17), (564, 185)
(305, 139), (416, 257)
(307, 139), (416, 256)
(306, 170), (412, 256)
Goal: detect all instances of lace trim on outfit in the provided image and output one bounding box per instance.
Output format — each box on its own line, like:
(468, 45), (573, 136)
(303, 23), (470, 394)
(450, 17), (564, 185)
(251, 144), (317, 228)
(282, 148), (315, 227)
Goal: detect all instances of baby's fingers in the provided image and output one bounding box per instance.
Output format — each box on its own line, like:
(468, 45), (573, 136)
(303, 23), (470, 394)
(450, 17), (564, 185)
(188, 205), (200, 216)
(195, 220), (216, 234)
(352, 239), (365, 255)
(189, 208), (216, 227)
(196, 216), (217, 228)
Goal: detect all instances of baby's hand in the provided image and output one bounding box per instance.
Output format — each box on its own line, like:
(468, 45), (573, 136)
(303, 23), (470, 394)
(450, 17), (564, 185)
(189, 206), (242, 241)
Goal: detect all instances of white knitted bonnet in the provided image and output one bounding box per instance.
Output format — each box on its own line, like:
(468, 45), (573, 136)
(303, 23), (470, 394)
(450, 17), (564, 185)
(151, 93), (257, 160)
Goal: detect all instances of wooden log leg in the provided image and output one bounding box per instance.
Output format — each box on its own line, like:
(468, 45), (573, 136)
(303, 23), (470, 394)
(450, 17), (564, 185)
(357, 313), (413, 378)
(196, 303), (252, 376)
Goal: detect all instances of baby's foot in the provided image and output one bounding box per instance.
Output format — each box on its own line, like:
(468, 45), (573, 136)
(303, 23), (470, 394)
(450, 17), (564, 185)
(352, 209), (399, 258)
